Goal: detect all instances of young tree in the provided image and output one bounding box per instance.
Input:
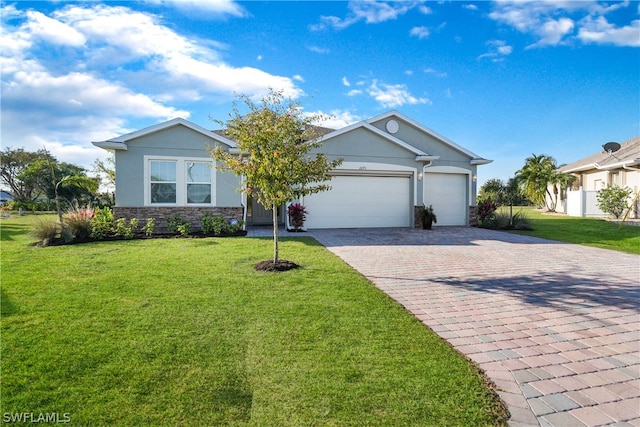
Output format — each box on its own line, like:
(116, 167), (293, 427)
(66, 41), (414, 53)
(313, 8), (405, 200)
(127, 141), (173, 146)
(211, 90), (342, 267)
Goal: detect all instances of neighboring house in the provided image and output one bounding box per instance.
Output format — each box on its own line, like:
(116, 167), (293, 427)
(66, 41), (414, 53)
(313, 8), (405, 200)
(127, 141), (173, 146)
(555, 136), (640, 218)
(0, 190), (13, 203)
(92, 111), (491, 232)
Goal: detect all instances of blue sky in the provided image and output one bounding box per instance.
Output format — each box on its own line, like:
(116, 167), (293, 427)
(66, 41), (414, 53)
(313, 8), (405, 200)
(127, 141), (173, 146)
(2, 0), (639, 186)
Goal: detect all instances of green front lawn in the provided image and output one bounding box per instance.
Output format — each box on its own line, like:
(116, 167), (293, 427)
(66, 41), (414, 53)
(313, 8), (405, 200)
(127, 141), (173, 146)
(502, 206), (640, 255)
(1, 215), (507, 426)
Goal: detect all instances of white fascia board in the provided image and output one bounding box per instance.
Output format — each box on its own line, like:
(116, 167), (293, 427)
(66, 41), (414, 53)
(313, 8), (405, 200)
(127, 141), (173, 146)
(593, 158), (640, 170)
(91, 140), (127, 151)
(104, 117), (238, 148)
(320, 120), (428, 156)
(471, 158), (493, 165)
(368, 110), (486, 160)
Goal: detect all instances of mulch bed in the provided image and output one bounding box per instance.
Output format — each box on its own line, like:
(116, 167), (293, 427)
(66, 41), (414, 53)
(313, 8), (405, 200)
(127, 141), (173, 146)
(254, 260), (300, 272)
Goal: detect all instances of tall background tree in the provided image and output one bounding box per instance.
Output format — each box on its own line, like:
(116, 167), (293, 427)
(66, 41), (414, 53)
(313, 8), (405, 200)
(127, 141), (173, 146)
(0, 147), (98, 212)
(516, 154), (573, 212)
(211, 89), (342, 267)
(0, 148), (55, 204)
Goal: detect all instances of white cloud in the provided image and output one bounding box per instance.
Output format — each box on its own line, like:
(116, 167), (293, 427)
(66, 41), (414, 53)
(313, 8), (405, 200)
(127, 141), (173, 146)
(367, 80), (430, 108)
(311, 1), (426, 30)
(527, 17), (574, 48)
(478, 40), (513, 62)
(342, 76), (351, 87)
(489, 0), (639, 48)
(307, 45), (331, 54)
(578, 16), (640, 47)
(293, 75), (305, 82)
(424, 68), (447, 78)
(26, 10), (86, 46)
(147, 0), (248, 18)
(347, 89), (363, 97)
(310, 109), (363, 129)
(463, 4), (479, 11)
(0, 3), (304, 170)
(410, 26), (430, 39)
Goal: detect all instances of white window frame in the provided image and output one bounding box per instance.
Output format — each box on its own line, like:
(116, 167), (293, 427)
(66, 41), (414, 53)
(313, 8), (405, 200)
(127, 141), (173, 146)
(144, 156), (215, 206)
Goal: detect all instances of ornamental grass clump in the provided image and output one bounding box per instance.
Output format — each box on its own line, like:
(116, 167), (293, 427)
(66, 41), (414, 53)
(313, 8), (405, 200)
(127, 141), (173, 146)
(64, 205), (95, 241)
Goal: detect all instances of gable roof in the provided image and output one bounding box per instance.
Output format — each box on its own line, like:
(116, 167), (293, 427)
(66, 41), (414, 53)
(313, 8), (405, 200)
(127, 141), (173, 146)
(92, 118), (237, 151)
(320, 119), (433, 159)
(558, 136), (640, 173)
(367, 111), (492, 165)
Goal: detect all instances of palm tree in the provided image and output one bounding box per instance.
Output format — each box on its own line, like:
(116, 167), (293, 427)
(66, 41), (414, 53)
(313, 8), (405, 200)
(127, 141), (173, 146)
(516, 154), (558, 211)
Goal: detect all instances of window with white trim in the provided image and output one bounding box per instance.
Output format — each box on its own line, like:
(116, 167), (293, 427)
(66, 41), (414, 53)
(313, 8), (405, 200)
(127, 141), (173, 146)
(146, 157), (214, 205)
(186, 161), (212, 204)
(150, 160), (177, 204)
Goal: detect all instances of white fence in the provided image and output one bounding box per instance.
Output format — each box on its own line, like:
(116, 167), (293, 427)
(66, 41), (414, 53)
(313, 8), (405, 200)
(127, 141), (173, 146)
(565, 189), (604, 217)
(563, 187), (638, 218)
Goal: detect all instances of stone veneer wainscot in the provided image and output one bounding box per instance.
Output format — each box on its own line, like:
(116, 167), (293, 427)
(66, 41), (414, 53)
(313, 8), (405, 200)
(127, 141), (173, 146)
(113, 207), (244, 234)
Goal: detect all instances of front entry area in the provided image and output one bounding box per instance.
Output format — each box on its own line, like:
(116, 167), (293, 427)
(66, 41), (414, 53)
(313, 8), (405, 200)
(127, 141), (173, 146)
(247, 196), (282, 225)
(303, 174), (411, 229)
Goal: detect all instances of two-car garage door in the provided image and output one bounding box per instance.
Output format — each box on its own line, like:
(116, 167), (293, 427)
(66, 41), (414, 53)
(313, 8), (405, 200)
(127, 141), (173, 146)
(303, 175), (411, 229)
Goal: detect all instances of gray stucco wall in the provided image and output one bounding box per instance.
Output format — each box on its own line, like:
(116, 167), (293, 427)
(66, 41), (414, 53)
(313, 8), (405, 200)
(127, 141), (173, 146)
(114, 125), (241, 207)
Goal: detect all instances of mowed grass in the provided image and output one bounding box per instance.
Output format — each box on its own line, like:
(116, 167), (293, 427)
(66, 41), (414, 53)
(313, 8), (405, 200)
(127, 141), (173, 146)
(502, 206), (640, 255)
(1, 215), (507, 426)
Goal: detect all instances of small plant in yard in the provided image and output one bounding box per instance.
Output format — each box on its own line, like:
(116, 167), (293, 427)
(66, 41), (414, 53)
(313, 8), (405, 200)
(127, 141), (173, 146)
(226, 218), (244, 234)
(166, 215), (191, 236)
(419, 205), (437, 229)
(597, 185), (632, 219)
(64, 205), (95, 241)
(202, 212), (227, 235)
(31, 218), (60, 246)
(477, 201), (498, 223)
(91, 207), (114, 240)
(142, 218), (155, 237)
(287, 203), (307, 231)
(481, 211), (532, 230)
(113, 218), (139, 239)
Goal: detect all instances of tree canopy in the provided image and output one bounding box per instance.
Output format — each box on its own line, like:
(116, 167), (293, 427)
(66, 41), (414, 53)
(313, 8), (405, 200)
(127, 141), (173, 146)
(0, 147), (98, 211)
(210, 89), (342, 265)
(516, 154), (574, 211)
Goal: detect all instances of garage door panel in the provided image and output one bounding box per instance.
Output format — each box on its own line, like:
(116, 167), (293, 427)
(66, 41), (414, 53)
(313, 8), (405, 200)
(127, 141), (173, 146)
(304, 175), (410, 229)
(424, 173), (467, 226)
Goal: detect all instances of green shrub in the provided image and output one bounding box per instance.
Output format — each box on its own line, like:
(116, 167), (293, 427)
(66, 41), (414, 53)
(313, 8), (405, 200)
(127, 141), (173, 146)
(597, 185), (632, 219)
(226, 219), (245, 234)
(5, 200), (49, 212)
(479, 211), (532, 230)
(91, 207), (114, 240)
(32, 219), (60, 246)
(202, 213), (226, 235)
(166, 215), (191, 235)
(142, 218), (155, 237)
(113, 218), (139, 239)
(176, 223), (190, 236)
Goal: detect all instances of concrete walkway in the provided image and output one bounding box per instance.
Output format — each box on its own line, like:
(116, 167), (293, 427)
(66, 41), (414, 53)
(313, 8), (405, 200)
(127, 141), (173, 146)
(257, 226), (640, 426)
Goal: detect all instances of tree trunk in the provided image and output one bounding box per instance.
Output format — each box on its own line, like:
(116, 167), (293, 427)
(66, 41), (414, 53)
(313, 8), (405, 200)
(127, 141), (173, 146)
(55, 182), (63, 224)
(272, 202), (279, 263)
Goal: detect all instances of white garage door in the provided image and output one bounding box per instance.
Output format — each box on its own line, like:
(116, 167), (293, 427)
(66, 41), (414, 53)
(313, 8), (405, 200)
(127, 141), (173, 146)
(303, 175), (411, 229)
(423, 173), (467, 226)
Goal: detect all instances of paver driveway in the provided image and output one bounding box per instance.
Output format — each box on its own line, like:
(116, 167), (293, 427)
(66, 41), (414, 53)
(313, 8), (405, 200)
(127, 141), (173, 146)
(304, 227), (639, 427)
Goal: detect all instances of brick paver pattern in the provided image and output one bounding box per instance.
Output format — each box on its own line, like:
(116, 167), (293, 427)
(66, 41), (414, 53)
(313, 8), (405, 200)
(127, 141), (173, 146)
(304, 227), (640, 427)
